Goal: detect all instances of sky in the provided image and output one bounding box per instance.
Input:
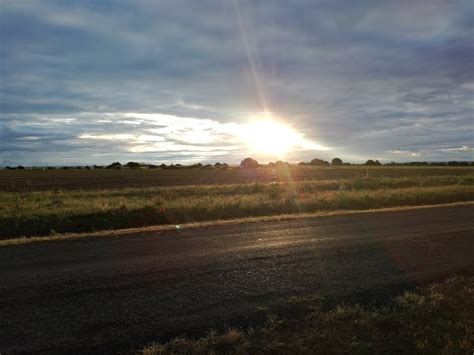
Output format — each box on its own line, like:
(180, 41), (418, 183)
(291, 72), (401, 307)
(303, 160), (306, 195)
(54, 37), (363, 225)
(1, 0), (473, 166)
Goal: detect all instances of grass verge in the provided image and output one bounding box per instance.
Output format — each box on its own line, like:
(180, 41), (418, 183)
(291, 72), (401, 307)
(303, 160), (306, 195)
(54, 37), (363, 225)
(143, 275), (474, 354)
(1, 201), (473, 247)
(1, 176), (474, 239)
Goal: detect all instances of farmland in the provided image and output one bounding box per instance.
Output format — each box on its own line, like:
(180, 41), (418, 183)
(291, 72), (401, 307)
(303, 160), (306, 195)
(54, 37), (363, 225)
(1, 166), (473, 191)
(1, 166), (473, 239)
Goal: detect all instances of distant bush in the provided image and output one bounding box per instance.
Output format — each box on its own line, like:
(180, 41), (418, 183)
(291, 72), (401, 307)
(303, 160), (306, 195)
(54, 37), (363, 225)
(106, 162), (122, 169)
(16, 165), (25, 170)
(310, 158), (330, 166)
(186, 163), (202, 169)
(214, 162), (229, 168)
(162, 164), (184, 169)
(331, 157), (343, 166)
(148, 164), (158, 169)
(365, 159), (381, 166)
(240, 157), (259, 169)
(447, 161), (470, 166)
(274, 160), (290, 168)
(125, 161), (141, 169)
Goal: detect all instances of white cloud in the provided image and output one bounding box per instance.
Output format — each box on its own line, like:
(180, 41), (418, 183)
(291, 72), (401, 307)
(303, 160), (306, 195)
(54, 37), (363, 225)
(386, 150), (421, 157)
(438, 146), (473, 152)
(76, 112), (328, 157)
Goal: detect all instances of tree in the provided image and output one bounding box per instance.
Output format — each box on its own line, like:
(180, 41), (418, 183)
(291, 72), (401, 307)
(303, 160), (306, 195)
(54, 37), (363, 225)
(240, 157), (259, 169)
(365, 159), (381, 166)
(331, 157), (343, 166)
(106, 162), (122, 169)
(125, 161), (140, 169)
(275, 160), (289, 168)
(310, 158), (330, 166)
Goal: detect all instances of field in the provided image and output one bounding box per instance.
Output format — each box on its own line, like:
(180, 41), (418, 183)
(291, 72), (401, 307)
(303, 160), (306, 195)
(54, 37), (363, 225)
(1, 166), (473, 191)
(2, 166), (473, 353)
(1, 166), (473, 239)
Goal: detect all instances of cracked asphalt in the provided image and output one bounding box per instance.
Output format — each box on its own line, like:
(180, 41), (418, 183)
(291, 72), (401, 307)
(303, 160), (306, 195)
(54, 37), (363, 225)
(1, 204), (473, 353)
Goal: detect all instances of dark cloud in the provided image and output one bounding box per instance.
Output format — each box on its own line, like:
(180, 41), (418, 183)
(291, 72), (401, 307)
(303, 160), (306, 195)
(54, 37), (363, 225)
(1, 0), (473, 165)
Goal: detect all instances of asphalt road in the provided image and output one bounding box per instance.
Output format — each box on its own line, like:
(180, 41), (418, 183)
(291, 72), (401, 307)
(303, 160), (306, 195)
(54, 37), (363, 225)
(1, 204), (473, 353)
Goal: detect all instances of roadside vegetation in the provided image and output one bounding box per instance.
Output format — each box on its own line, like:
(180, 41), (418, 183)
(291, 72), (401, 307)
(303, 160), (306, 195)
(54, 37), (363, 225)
(142, 276), (473, 354)
(1, 174), (473, 239)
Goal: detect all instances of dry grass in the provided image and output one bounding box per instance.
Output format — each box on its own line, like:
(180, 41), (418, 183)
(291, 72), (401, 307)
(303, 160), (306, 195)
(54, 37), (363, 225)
(2, 202), (472, 247)
(143, 276), (474, 354)
(1, 175), (473, 239)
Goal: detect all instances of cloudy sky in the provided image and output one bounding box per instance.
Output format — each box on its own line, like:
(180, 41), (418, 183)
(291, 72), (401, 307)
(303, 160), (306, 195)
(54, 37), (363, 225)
(1, 0), (473, 166)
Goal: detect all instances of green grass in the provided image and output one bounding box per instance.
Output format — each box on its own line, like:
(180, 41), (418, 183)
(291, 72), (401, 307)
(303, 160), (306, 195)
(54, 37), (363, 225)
(1, 175), (474, 238)
(143, 276), (474, 354)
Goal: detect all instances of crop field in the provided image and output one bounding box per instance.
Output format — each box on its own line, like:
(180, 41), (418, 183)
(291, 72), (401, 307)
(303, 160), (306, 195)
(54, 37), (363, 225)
(1, 166), (473, 191)
(1, 167), (473, 239)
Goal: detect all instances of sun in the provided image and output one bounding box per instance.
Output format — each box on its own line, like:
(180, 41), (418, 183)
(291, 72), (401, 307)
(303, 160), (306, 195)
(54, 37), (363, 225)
(238, 113), (321, 156)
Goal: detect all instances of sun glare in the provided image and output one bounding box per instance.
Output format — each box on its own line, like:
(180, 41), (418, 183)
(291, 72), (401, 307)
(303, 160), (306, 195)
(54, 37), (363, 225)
(239, 113), (327, 156)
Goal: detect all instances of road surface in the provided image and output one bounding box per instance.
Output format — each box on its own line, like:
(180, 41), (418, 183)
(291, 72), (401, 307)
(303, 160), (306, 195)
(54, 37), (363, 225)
(1, 204), (473, 353)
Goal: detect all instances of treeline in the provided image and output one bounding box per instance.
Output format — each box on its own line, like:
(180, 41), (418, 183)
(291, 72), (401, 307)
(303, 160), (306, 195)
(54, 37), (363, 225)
(2, 159), (473, 170)
(2, 161), (231, 170)
(242, 157), (473, 168)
